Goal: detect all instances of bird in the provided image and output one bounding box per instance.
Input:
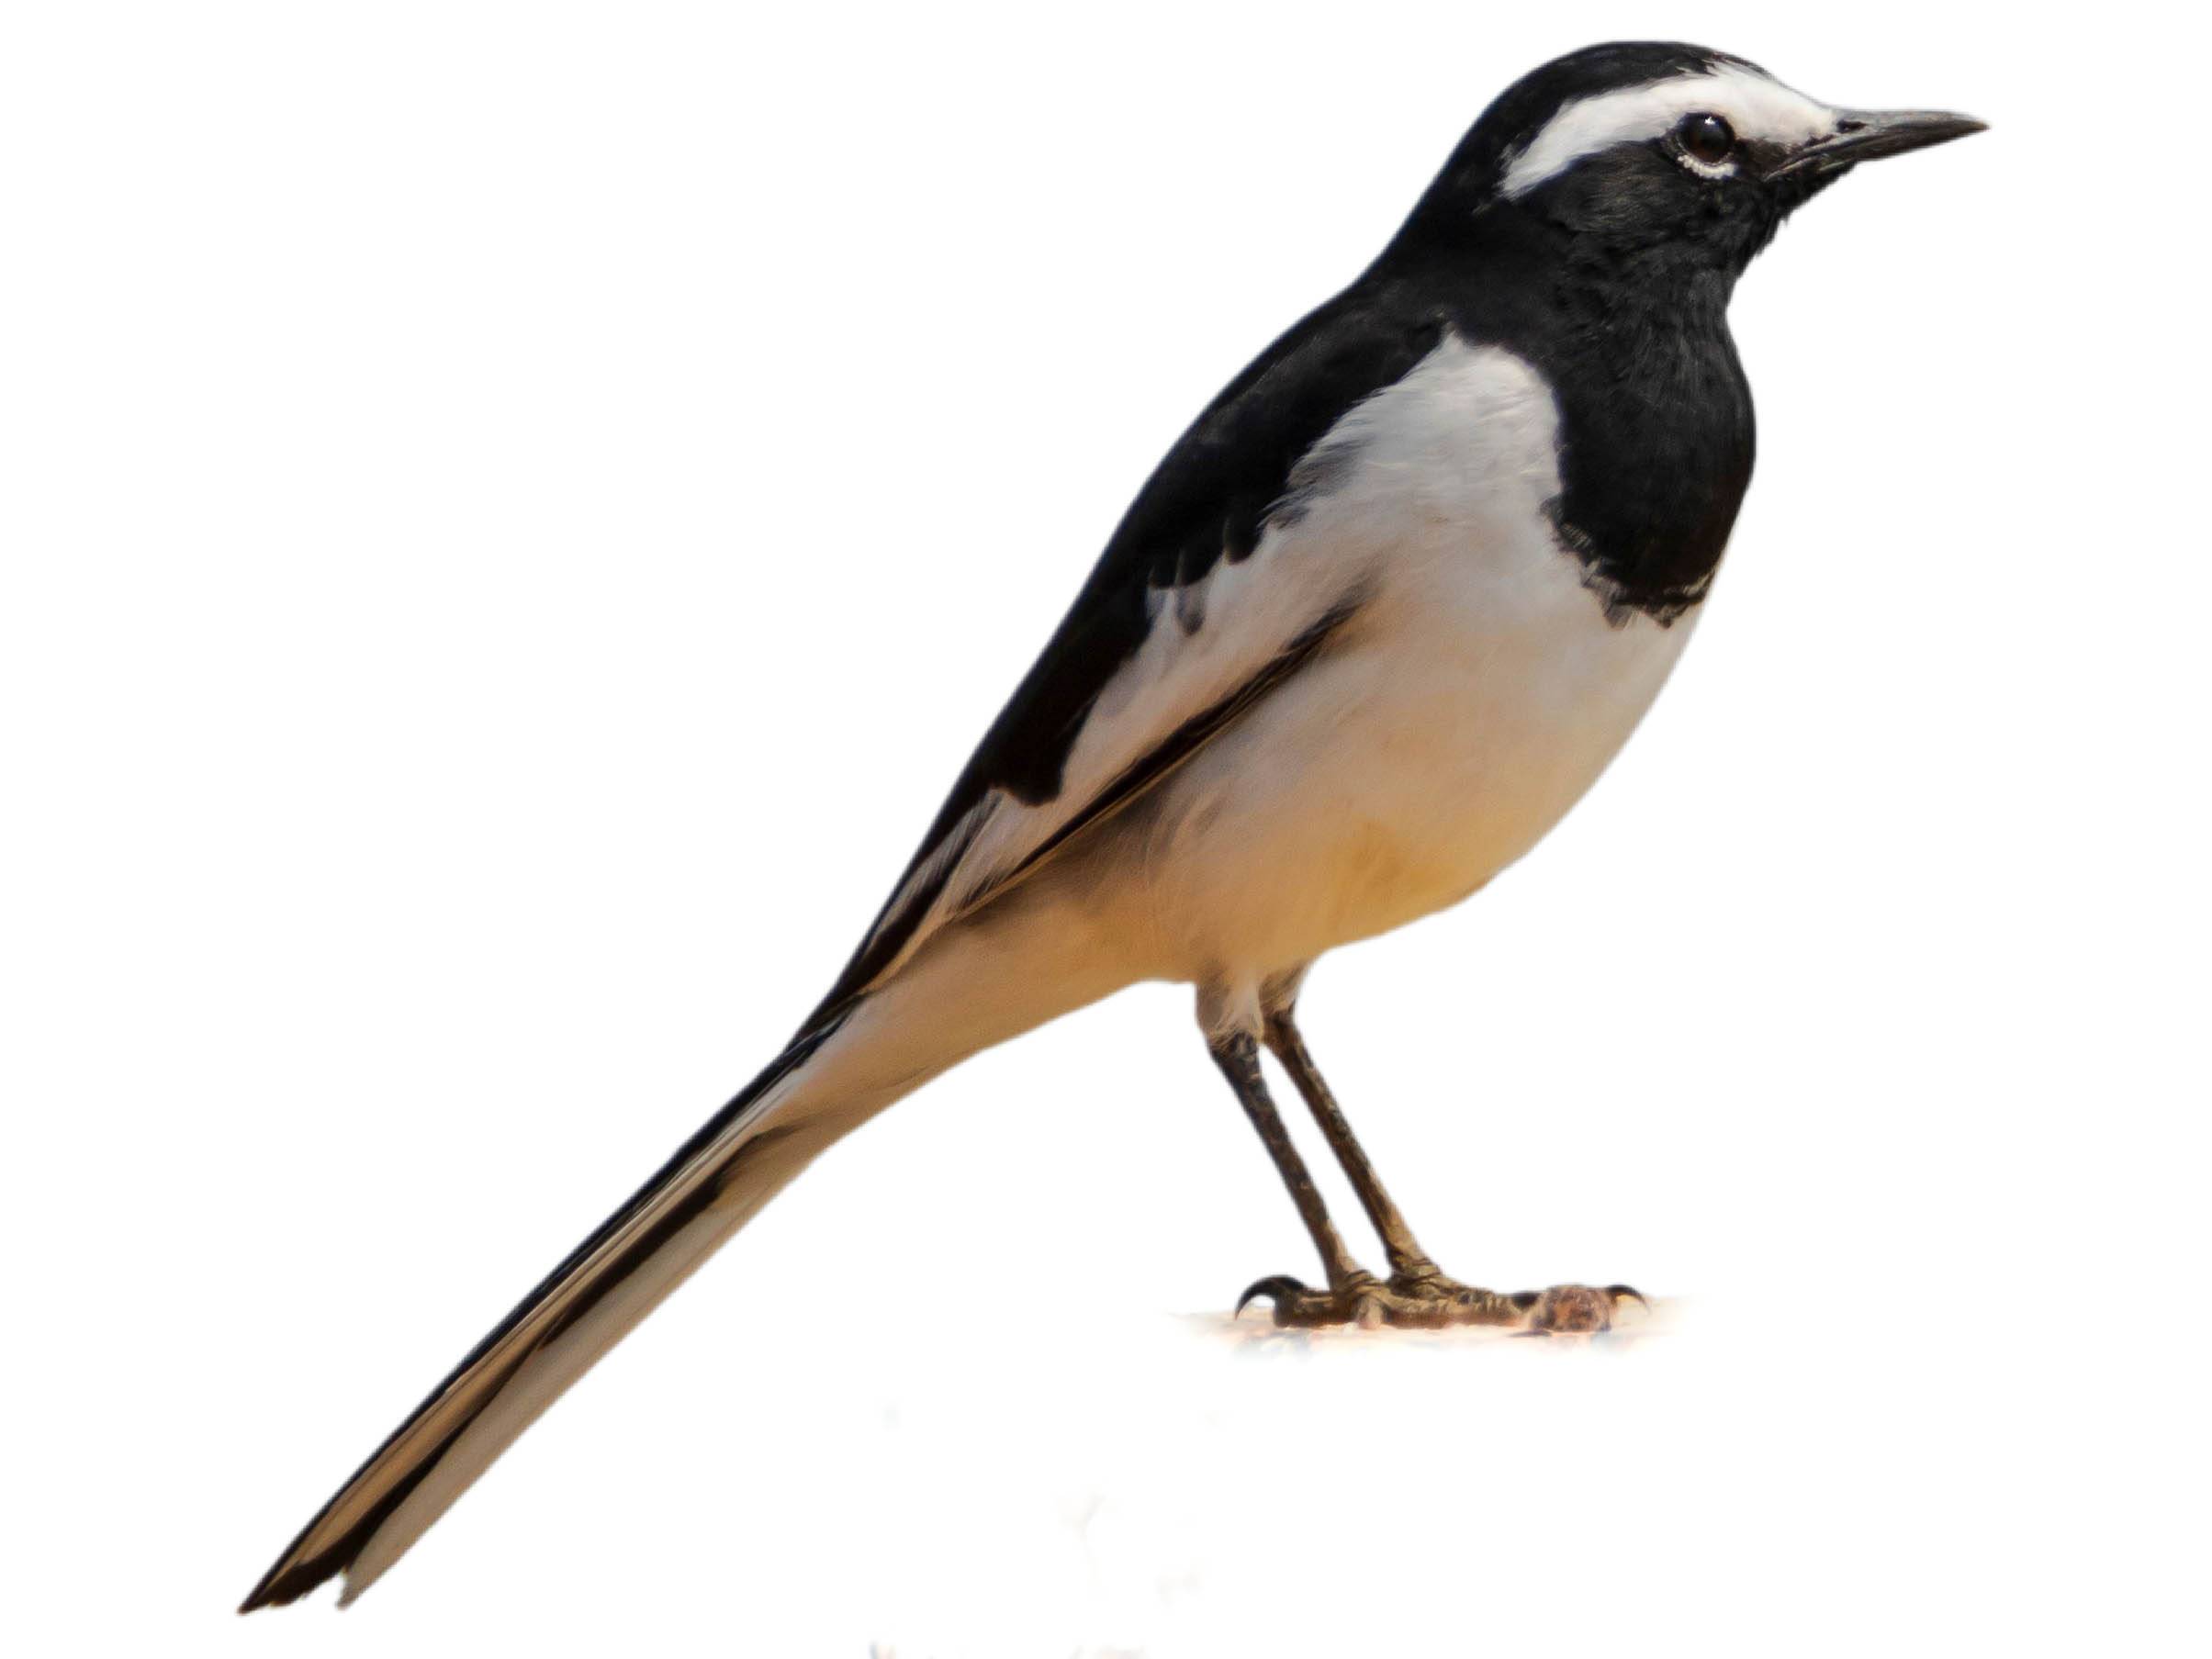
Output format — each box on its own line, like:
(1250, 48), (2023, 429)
(241, 40), (1983, 1609)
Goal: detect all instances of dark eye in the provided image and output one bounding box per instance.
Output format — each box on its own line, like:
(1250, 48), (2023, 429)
(1679, 112), (1735, 166)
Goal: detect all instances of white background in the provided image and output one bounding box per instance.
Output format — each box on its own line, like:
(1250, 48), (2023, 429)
(4, 3), (2206, 1653)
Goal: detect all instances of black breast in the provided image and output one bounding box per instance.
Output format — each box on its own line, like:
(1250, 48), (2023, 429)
(1403, 216), (1758, 630)
(1534, 314), (1756, 627)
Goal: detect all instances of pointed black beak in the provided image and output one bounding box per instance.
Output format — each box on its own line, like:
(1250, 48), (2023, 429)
(1771, 108), (1988, 178)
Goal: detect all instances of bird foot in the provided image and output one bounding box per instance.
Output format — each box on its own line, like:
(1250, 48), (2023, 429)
(1511, 1282), (1646, 1336)
(1237, 1270), (1643, 1333)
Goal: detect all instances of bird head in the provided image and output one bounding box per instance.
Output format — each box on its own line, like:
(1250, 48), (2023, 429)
(1398, 42), (1984, 284)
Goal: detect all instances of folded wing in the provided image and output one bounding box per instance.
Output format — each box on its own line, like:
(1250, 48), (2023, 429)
(810, 289), (1451, 1019)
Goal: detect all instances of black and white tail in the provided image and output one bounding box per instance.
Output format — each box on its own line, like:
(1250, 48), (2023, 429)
(240, 1013), (879, 1609)
(241, 739), (1151, 1610)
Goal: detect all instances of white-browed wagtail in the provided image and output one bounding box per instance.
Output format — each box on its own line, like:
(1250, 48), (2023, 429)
(243, 41), (1982, 1609)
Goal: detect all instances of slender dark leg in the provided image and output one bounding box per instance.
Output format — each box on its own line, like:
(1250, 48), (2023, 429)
(1207, 1031), (1381, 1318)
(1230, 998), (1643, 1334)
(1263, 1005), (1454, 1291)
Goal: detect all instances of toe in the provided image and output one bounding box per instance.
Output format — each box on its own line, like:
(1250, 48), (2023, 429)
(1235, 1274), (1309, 1317)
(1529, 1283), (1613, 1334)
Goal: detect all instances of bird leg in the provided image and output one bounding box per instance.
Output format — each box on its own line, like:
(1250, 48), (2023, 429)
(1225, 1005), (1641, 1333)
(1209, 1030), (1395, 1327)
(1261, 1006), (1473, 1301)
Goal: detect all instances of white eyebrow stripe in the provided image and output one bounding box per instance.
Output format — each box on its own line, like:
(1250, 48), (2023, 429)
(1500, 66), (1836, 198)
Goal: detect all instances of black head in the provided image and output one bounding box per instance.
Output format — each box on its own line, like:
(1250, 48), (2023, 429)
(1397, 42), (1984, 284)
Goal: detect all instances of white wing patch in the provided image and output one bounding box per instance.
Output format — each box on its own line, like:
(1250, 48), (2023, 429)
(853, 532), (1368, 990)
(1501, 62), (1836, 197)
(848, 332), (1572, 995)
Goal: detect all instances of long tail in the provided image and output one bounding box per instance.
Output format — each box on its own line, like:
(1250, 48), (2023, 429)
(241, 847), (1141, 1610)
(241, 863), (1141, 1611)
(238, 1012), (878, 1610)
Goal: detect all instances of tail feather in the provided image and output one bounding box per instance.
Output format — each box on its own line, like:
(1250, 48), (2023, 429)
(239, 1016), (859, 1611)
(242, 840), (1145, 1612)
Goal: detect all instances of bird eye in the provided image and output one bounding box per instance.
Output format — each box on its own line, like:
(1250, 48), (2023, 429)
(1679, 112), (1735, 166)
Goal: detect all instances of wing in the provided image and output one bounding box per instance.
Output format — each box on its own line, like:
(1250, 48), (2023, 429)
(808, 283), (1449, 1022)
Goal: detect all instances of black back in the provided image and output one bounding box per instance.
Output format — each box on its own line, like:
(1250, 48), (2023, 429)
(816, 41), (1820, 1019)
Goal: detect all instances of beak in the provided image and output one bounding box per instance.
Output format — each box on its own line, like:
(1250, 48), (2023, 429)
(1771, 108), (1988, 178)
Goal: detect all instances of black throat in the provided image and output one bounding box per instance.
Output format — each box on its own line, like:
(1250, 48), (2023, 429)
(1530, 245), (1755, 627)
(1379, 193), (1760, 628)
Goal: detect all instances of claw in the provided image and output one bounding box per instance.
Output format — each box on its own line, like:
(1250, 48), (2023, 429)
(1236, 1273), (1309, 1316)
(1529, 1283), (1615, 1334)
(1231, 1273), (1640, 1332)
